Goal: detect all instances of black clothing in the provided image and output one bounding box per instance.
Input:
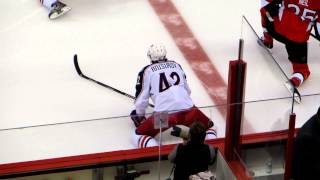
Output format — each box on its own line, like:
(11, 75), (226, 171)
(264, 18), (308, 64)
(169, 143), (214, 180)
(292, 107), (320, 180)
(135, 65), (150, 98)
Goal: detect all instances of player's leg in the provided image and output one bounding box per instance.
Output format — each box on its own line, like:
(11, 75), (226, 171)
(285, 42), (309, 87)
(205, 126), (217, 140)
(135, 116), (156, 137)
(180, 107), (213, 128)
(192, 109), (217, 139)
(135, 108), (216, 139)
(134, 111), (188, 138)
(135, 115), (172, 137)
(182, 108), (217, 139)
(132, 134), (158, 148)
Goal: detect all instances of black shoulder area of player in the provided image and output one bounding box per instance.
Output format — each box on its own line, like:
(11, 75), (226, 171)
(138, 64), (151, 74)
(135, 64), (151, 98)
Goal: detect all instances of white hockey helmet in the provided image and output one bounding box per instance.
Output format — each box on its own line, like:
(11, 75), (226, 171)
(147, 44), (167, 63)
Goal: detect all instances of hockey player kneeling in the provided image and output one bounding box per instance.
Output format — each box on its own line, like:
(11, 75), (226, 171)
(130, 44), (217, 148)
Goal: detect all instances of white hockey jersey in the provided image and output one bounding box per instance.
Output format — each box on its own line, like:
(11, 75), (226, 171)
(134, 60), (194, 115)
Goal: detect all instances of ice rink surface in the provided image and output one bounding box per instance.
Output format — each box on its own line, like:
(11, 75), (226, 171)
(0, 0), (319, 164)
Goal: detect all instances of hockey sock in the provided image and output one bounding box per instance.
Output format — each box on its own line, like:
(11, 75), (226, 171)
(133, 134), (158, 148)
(205, 127), (217, 140)
(290, 63), (310, 87)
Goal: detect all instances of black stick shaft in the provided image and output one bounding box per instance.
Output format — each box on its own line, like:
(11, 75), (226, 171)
(73, 54), (154, 108)
(311, 33), (320, 41)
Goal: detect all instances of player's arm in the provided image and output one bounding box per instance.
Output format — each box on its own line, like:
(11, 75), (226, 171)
(134, 68), (151, 115)
(177, 64), (191, 95)
(260, 0), (282, 21)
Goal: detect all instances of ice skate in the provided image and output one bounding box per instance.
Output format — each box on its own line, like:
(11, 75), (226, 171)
(49, 1), (71, 20)
(284, 80), (301, 104)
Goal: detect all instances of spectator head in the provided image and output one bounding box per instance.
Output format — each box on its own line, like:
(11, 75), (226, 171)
(188, 121), (206, 145)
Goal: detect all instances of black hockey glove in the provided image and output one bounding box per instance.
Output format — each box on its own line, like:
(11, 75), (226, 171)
(170, 125), (182, 137)
(130, 110), (145, 127)
(171, 126), (189, 140)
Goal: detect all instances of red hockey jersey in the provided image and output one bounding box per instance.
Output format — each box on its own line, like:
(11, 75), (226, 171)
(272, 0), (320, 42)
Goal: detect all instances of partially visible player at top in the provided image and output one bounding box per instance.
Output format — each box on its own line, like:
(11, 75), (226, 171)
(259, 0), (320, 92)
(130, 44), (216, 148)
(40, 0), (71, 20)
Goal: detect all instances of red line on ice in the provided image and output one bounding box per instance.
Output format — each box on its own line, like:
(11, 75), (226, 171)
(149, 0), (254, 133)
(148, 0), (228, 116)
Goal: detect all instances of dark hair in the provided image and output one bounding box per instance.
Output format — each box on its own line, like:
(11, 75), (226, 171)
(188, 121), (206, 145)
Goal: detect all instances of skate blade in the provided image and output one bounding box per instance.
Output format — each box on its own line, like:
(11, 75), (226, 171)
(257, 39), (273, 53)
(49, 7), (71, 20)
(257, 38), (264, 47)
(284, 81), (301, 104)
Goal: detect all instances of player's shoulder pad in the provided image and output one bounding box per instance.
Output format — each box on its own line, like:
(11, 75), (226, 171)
(138, 64), (151, 74)
(167, 60), (183, 70)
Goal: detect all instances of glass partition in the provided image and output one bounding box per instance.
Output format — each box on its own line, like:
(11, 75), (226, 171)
(216, 150), (238, 180)
(240, 140), (285, 179)
(238, 95), (320, 180)
(236, 15), (320, 180)
(1, 10), (318, 179)
(1, 94), (320, 179)
(0, 104), (231, 179)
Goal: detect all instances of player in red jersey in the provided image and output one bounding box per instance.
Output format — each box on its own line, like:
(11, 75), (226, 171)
(260, 0), (320, 89)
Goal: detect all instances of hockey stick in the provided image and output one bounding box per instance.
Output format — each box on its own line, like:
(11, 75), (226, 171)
(311, 24), (320, 41)
(73, 54), (154, 108)
(242, 16), (301, 103)
(311, 33), (320, 41)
